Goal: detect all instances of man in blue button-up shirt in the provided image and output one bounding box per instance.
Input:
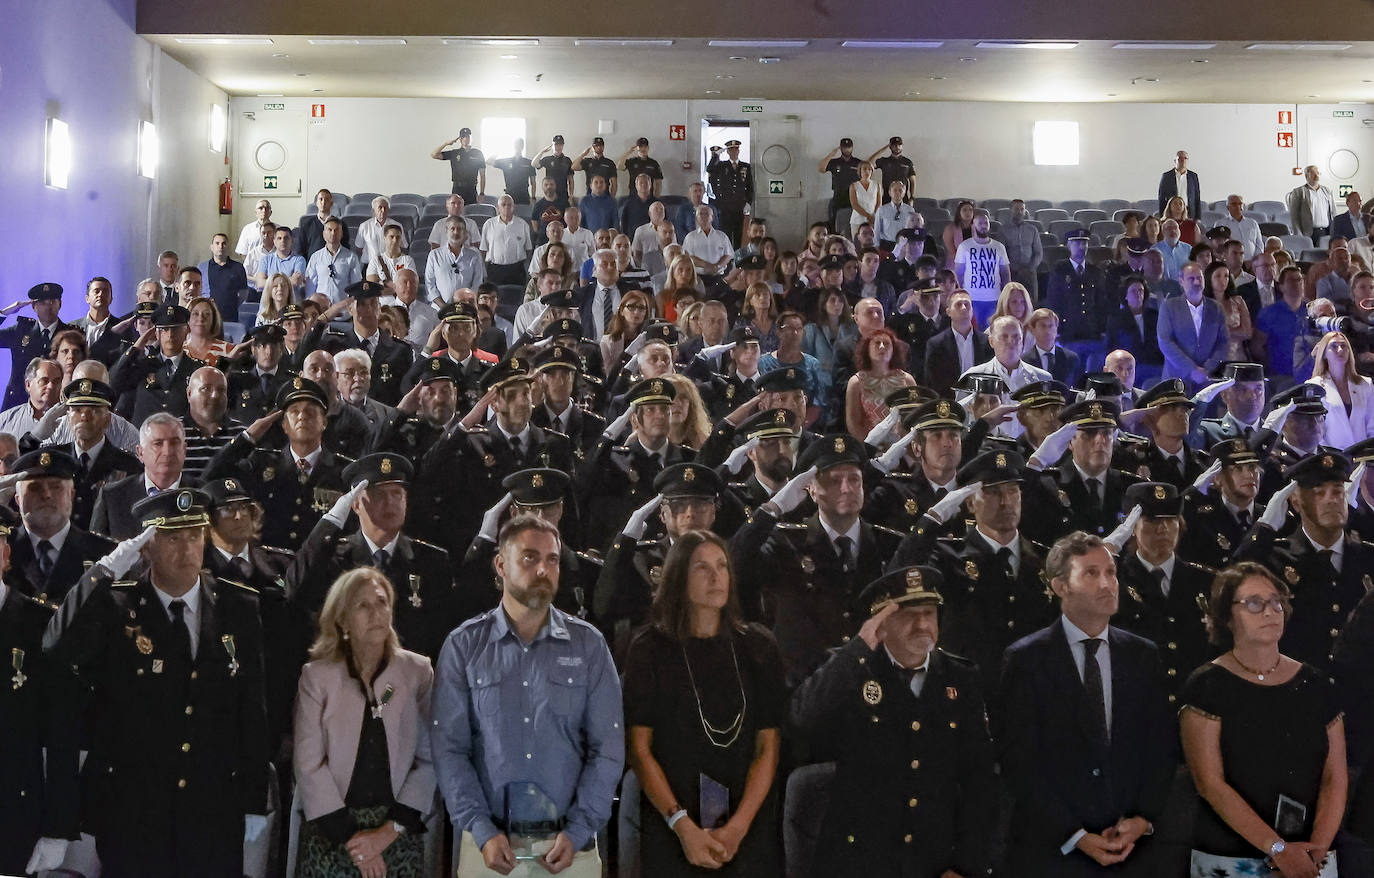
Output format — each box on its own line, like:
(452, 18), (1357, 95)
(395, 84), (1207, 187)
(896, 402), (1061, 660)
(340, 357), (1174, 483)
(432, 514), (624, 876)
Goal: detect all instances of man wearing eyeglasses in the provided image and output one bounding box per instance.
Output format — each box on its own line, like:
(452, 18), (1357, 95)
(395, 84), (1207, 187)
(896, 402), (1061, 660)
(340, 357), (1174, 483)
(304, 217), (362, 303)
(425, 218), (486, 304)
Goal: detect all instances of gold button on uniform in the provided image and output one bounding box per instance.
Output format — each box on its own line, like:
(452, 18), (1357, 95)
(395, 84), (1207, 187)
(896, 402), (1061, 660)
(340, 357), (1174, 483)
(910, 721), (920, 731)
(910, 759), (920, 770)
(177, 779), (187, 789)
(181, 743), (190, 752)
(185, 706), (193, 715)
(846, 835), (855, 844)
(907, 798), (918, 807)
(903, 834), (913, 843)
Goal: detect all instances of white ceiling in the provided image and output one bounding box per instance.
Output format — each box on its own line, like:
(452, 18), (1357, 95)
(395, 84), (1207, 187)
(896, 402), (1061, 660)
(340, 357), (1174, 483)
(147, 37), (1374, 103)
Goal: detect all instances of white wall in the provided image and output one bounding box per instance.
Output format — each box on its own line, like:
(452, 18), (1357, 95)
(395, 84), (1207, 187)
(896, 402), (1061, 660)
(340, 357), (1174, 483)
(226, 95), (1372, 239)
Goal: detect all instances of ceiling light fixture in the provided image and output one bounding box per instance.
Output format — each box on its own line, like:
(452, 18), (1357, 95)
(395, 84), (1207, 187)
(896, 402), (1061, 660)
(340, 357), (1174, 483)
(705, 89), (721, 95)
(500, 54), (518, 59)
(975, 40), (1078, 50)
(574, 38), (673, 47)
(840, 40), (944, 49)
(1246, 43), (1352, 51)
(1112, 42), (1216, 50)
(175, 37), (274, 45)
(707, 40), (808, 48)
(441, 38), (541, 46)
(307, 38), (407, 46)
(758, 57), (781, 63)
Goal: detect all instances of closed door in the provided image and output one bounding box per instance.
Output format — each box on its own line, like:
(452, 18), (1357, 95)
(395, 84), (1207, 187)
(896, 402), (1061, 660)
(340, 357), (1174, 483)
(1303, 115), (1374, 203)
(234, 106), (308, 233)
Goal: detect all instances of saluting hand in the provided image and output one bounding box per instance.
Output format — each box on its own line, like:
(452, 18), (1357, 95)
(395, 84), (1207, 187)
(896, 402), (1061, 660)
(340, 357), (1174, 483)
(245, 407), (284, 442)
(396, 378), (425, 415)
(859, 601), (900, 649)
(0, 299), (34, 316)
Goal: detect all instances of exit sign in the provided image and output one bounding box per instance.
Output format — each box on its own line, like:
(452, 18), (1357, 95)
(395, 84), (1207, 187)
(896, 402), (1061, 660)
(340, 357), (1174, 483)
(1334, 110), (1356, 118)
(768, 179), (784, 195)
(1340, 184), (1355, 197)
(263, 176), (278, 190)
(263, 102), (285, 111)
(741, 104), (763, 113)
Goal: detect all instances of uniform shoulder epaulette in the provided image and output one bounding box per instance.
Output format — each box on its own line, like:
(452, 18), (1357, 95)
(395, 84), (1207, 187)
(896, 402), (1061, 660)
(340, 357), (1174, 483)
(611, 445), (631, 453)
(935, 535), (963, 548)
(409, 536), (446, 553)
(872, 524), (904, 540)
(222, 578), (260, 595)
(259, 544), (294, 557)
(1118, 432), (1151, 445)
(634, 539), (660, 549)
(111, 579), (138, 588)
(776, 522), (808, 531)
(937, 648), (978, 669)
(574, 550), (604, 568)
(322, 326), (347, 337)
(20, 591), (58, 613)
(1180, 559), (1216, 575)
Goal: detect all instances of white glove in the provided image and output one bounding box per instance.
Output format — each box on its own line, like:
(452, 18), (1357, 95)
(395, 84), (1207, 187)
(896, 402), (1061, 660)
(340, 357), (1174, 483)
(0, 470), (27, 504)
(1191, 459), (1223, 496)
(603, 408), (633, 440)
(1348, 462), (1367, 509)
(1081, 388), (1096, 401)
(624, 330), (650, 358)
(1190, 377), (1235, 407)
(323, 479), (369, 528)
(623, 494), (664, 539)
(479, 492), (515, 543)
(864, 409), (901, 447)
(1261, 401), (1297, 433)
(874, 428), (918, 475)
(25, 837), (69, 873)
(925, 482), (981, 524)
(1029, 422), (1078, 471)
(529, 334), (556, 350)
(98, 525), (157, 579)
(724, 437), (759, 475)
(699, 341), (737, 360)
(244, 814), (269, 843)
(1258, 481), (1299, 531)
(31, 401), (68, 441)
(770, 465), (818, 513)
(1104, 505), (1143, 555)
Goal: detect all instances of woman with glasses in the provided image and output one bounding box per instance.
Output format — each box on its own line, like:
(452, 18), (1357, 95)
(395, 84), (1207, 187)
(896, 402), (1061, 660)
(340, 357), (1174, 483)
(600, 288), (654, 366)
(1180, 561), (1346, 878)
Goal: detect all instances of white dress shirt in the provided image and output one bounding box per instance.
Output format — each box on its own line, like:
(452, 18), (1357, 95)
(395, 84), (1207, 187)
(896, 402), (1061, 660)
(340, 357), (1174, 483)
(818, 515), (862, 566)
(562, 227), (596, 267)
(1059, 613), (1114, 855)
(951, 328), (976, 374)
(1304, 528), (1345, 572)
(480, 216), (533, 265)
(428, 216), (482, 248)
(682, 228), (734, 274)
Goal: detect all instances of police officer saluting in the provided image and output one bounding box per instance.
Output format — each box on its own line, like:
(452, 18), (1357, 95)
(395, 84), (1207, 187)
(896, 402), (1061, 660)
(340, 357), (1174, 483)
(0, 282), (72, 410)
(225, 322), (292, 423)
(707, 139), (754, 247)
(110, 303), (198, 424)
(1179, 437), (1267, 563)
(790, 565), (997, 878)
(41, 488), (270, 878)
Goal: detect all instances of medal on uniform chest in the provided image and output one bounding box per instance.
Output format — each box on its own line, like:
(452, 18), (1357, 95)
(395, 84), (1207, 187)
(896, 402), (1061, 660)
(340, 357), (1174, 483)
(799, 556), (815, 574)
(145, 374), (157, 388)
(408, 574), (423, 608)
(946, 686), (959, 701)
(1057, 489), (1071, 506)
(627, 467), (639, 484)
(904, 499), (919, 517)
(11, 647), (26, 689)
(136, 634), (154, 655)
(965, 559), (979, 581)
(1217, 534), (1231, 551)
(1127, 586), (1143, 604)
(861, 680), (883, 705)
(371, 684), (395, 720)
(725, 385), (735, 400)
(20, 336), (30, 348)
(263, 467), (276, 483)
(380, 363), (391, 382)
(539, 451), (550, 466)
(1284, 566), (1300, 586)
(483, 453), (496, 468)
(151, 659), (164, 674)
(222, 634), (240, 677)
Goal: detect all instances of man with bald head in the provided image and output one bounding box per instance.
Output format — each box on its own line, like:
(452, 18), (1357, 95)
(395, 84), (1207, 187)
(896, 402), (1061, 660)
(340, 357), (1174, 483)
(1103, 349), (1142, 404)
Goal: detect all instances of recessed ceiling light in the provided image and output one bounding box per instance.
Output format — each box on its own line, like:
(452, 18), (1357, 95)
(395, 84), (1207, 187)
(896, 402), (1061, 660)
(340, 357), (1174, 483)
(758, 57), (781, 63)
(841, 40), (944, 49)
(295, 72), (308, 77)
(974, 40), (1077, 50)
(442, 38), (540, 47)
(500, 54), (517, 59)
(509, 89), (523, 94)
(1112, 42), (1216, 50)
(1191, 58), (1209, 63)
(312, 88), (323, 93)
(574, 38), (673, 47)
(705, 89), (721, 95)
(256, 93), (284, 97)
(715, 74), (734, 79)
(929, 75), (946, 81)
(271, 53), (289, 59)
(708, 40), (808, 48)
(307, 38), (407, 46)
(1246, 43), (1351, 51)
(1308, 94), (1321, 98)
(959, 57), (977, 62)
(1106, 93), (1118, 97)
(729, 56), (748, 61)
(176, 37), (274, 46)
(904, 91), (920, 96)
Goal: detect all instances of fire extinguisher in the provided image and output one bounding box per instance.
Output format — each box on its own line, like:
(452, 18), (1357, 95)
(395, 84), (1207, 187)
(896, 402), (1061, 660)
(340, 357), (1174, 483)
(219, 177), (233, 215)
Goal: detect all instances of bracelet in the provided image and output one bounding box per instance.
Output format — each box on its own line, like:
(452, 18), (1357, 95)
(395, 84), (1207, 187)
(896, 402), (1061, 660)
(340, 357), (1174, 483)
(391, 821), (406, 836)
(666, 809), (688, 830)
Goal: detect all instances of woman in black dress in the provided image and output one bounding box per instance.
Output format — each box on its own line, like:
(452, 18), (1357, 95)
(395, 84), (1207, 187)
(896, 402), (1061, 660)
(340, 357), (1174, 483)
(1181, 561), (1347, 878)
(623, 530), (784, 876)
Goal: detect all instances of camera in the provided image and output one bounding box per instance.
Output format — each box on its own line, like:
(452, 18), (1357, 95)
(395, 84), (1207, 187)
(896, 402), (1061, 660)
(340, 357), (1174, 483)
(1310, 315), (1354, 335)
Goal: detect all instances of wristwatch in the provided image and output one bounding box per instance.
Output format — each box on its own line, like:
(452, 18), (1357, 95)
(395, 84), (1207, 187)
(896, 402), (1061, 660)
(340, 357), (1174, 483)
(1269, 839), (1286, 857)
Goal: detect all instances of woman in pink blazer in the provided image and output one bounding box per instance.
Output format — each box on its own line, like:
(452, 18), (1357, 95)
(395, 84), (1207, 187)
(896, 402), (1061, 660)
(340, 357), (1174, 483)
(294, 567), (436, 878)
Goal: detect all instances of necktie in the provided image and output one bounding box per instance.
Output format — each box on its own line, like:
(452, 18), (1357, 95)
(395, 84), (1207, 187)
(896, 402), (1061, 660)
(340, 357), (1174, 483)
(510, 435), (523, 462)
(1085, 478), (1103, 519)
(78, 452), (90, 476)
(1318, 548), (1337, 577)
(169, 599), (193, 663)
(1236, 508), (1252, 529)
(232, 556), (253, 581)
(147, 485), (161, 498)
(1166, 455), (1184, 480)
(1148, 566), (1168, 597)
(1242, 426), (1254, 442)
(38, 328), (50, 351)
(996, 547), (1015, 579)
(932, 486), (949, 503)
(36, 539), (54, 579)
(260, 373), (271, 396)
(600, 288), (614, 335)
(1081, 637), (1109, 746)
(298, 458), (312, 479)
(1042, 351), (1052, 372)
(373, 549), (390, 570)
(835, 536), (855, 574)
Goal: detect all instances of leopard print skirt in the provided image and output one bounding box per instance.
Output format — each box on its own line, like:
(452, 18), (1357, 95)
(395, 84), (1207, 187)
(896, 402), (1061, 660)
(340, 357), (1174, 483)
(297, 804), (425, 878)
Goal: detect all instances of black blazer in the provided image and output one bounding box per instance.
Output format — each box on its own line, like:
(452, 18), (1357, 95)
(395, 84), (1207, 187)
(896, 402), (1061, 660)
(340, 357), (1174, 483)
(1106, 305), (1164, 367)
(72, 315), (133, 368)
(1021, 344), (1082, 388)
(924, 327), (993, 399)
(999, 620), (1174, 877)
(92, 472), (199, 541)
(1331, 210), (1362, 243)
(1157, 168), (1201, 218)
(574, 279), (638, 336)
(6, 524), (115, 604)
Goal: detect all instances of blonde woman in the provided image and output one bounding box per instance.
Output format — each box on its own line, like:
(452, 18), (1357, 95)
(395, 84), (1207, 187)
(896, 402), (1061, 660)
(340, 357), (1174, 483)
(665, 373), (712, 449)
(1309, 330), (1374, 446)
(657, 254), (704, 322)
(256, 272), (297, 329)
(675, 301), (705, 345)
(185, 298), (233, 361)
(988, 282), (1035, 355)
(294, 567), (434, 878)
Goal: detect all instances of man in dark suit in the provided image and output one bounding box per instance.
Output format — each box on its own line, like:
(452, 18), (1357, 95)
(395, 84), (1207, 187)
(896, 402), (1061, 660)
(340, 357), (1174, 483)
(0, 283), (74, 411)
(575, 250), (638, 341)
(790, 565), (997, 878)
(1024, 308), (1084, 388)
(730, 433), (902, 687)
(42, 489), (271, 878)
(999, 531), (1174, 877)
(7, 448), (115, 606)
(925, 291), (992, 398)
(91, 411), (191, 540)
(71, 277), (131, 368)
(109, 303), (199, 424)
(1330, 190), (1366, 243)
(307, 281), (413, 406)
(295, 188), (348, 258)
(1157, 149), (1201, 218)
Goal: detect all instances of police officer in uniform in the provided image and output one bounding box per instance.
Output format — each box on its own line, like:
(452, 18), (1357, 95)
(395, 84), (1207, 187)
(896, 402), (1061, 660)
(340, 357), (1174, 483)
(1009, 379), (1069, 462)
(538, 315), (608, 403)
(400, 301), (490, 409)
(707, 139), (755, 247)
(1233, 450), (1374, 677)
(0, 515), (65, 876)
(531, 342), (605, 461)
(1042, 229), (1108, 367)
(890, 450), (1056, 710)
(460, 467), (599, 623)
(579, 376), (696, 552)
(27, 377), (141, 531)
(730, 433), (902, 687)
(202, 376), (349, 550)
(695, 365), (822, 471)
(1256, 382), (1329, 502)
(0, 282), (73, 410)
(7, 448), (115, 605)
(790, 565), (997, 878)
(1022, 399), (1140, 544)
(371, 355), (464, 469)
(595, 463), (735, 648)
(225, 322), (293, 424)
(1178, 438), (1267, 563)
(110, 303), (199, 424)
(1193, 362), (1268, 447)
(718, 407), (805, 516)
(1111, 482), (1215, 703)
(864, 395), (969, 535)
(42, 489), (270, 878)
(685, 326), (765, 419)
(1128, 378), (1209, 489)
(287, 452), (457, 661)
(309, 280), (414, 405)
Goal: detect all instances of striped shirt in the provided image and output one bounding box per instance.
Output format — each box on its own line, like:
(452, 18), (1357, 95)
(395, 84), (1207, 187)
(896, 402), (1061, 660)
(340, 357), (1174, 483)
(181, 414), (244, 482)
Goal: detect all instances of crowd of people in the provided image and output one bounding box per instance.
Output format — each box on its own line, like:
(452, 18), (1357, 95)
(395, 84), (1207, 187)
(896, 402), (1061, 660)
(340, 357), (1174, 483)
(6, 132), (1374, 878)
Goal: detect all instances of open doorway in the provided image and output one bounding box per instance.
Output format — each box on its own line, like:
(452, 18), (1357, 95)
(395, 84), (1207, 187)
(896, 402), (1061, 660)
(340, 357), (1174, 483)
(700, 119), (751, 195)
